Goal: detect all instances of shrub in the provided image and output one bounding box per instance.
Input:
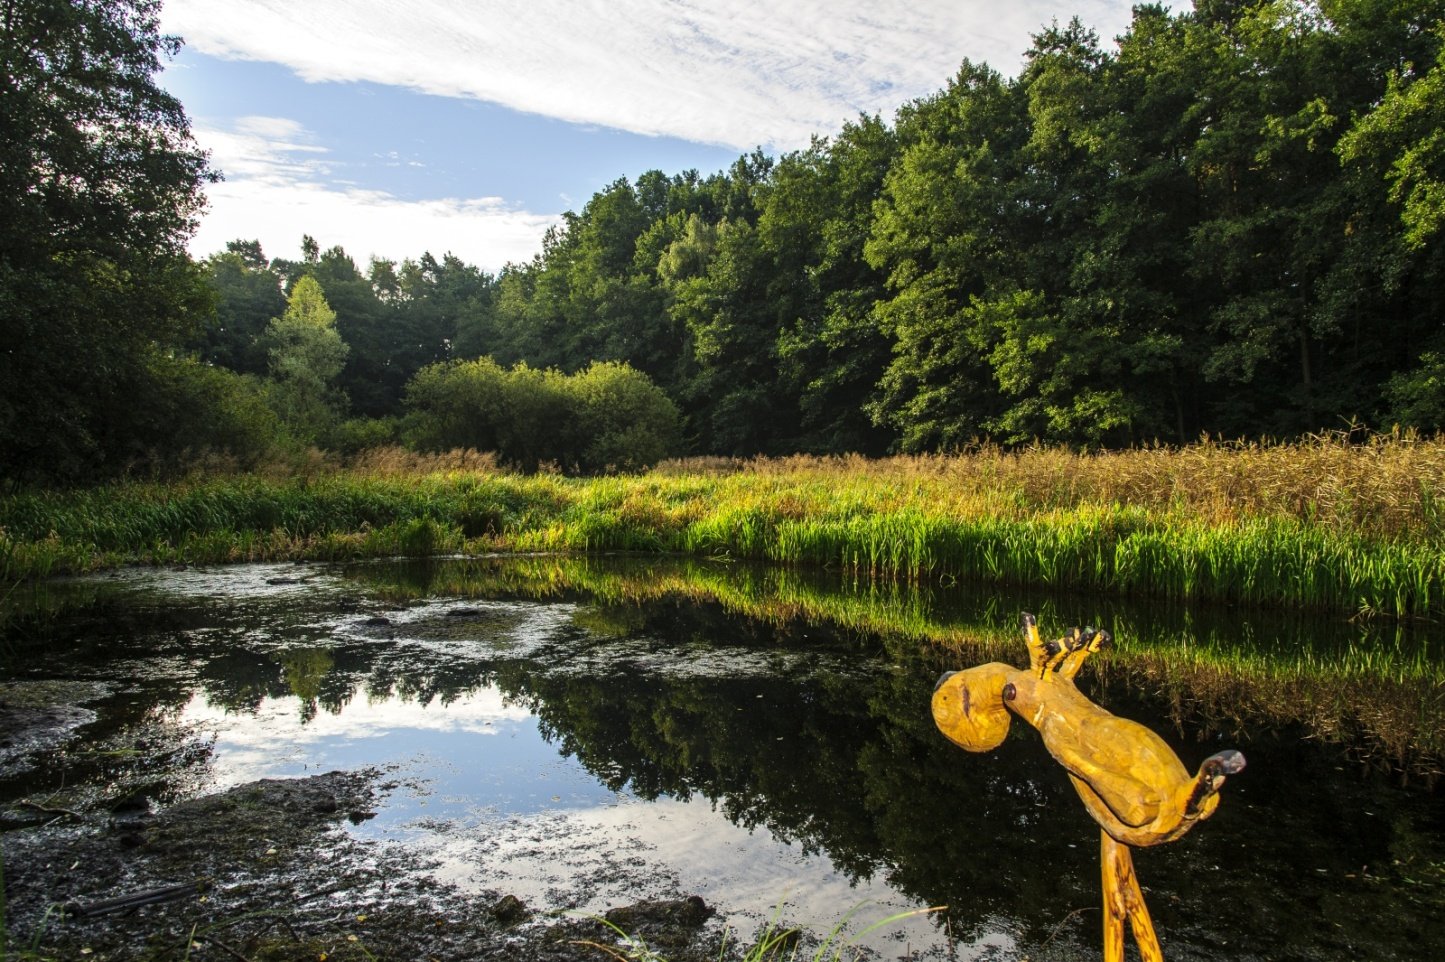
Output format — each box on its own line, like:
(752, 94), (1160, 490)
(403, 358), (681, 474)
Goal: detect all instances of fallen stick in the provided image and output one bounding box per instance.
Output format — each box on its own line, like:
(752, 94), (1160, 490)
(66, 881), (203, 917)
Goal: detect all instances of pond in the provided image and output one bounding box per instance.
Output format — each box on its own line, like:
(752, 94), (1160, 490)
(2, 555), (1443, 961)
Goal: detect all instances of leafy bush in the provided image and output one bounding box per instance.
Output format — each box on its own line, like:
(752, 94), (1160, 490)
(402, 357), (508, 453)
(404, 358), (680, 474)
(570, 362), (683, 472)
(331, 416), (400, 456)
(120, 351), (280, 475)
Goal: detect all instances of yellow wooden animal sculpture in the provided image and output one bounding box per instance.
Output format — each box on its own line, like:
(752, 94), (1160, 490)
(932, 613), (1245, 962)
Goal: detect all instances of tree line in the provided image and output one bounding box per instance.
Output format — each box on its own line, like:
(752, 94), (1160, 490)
(4, 0), (1444, 485)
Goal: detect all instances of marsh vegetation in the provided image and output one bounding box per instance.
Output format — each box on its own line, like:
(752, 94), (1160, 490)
(5, 436), (1443, 619)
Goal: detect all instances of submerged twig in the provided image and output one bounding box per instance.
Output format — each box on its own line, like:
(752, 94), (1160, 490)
(1041, 905), (1098, 948)
(200, 934), (254, 962)
(19, 799), (84, 821)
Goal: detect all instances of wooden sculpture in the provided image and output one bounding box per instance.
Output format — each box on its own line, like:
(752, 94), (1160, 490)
(932, 613), (1245, 962)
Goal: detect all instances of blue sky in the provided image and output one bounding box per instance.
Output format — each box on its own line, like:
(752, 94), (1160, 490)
(159, 0), (1141, 272)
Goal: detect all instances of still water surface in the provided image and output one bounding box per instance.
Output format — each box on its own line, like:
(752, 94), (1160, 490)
(3, 556), (1442, 960)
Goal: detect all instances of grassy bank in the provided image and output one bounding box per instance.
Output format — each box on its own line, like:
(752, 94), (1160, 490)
(3, 436), (1443, 618)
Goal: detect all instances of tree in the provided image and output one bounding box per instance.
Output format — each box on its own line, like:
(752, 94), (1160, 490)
(1337, 23), (1445, 248)
(306, 242), (393, 416)
(864, 60), (1024, 450)
(1, 0), (213, 482)
(764, 116), (898, 455)
(265, 275), (349, 444)
(187, 240), (285, 374)
(667, 217), (793, 454)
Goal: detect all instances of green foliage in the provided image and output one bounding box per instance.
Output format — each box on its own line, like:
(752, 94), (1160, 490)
(264, 275), (350, 444)
(186, 241), (286, 374)
(124, 351), (280, 471)
(330, 416), (401, 457)
(1385, 352), (1445, 431)
(402, 356), (509, 454)
(1339, 23), (1445, 249)
(0, 0), (213, 484)
(404, 358), (681, 474)
(570, 361), (684, 472)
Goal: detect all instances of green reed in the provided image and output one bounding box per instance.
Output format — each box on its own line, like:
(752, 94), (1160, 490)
(2, 441), (1442, 618)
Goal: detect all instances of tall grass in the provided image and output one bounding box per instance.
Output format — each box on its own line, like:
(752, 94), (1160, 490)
(2, 435), (1442, 618)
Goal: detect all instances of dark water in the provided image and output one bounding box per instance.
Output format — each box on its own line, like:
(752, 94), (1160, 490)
(2, 557), (1443, 960)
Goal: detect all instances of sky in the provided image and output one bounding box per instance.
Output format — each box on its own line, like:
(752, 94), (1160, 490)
(158, 0), (1143, 273)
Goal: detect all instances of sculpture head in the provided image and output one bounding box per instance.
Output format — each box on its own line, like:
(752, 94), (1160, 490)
(932, 662), (1014, 752)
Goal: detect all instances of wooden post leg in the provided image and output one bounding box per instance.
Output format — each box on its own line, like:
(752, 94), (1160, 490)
(1101, 830), (1165, 962)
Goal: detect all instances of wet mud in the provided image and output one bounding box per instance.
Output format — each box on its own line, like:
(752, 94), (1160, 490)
(3, 755), (723, 962)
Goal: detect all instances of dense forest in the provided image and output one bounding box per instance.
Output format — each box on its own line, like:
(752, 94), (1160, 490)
(4, 0), (1444, 485)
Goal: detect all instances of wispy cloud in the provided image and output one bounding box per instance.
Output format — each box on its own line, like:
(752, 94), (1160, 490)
(168, 1), (1137, 266)
(191, 117), (561, 268)
(163, 0), (1138, 151)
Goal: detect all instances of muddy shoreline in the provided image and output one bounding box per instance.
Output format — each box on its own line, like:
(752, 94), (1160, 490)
(3, 762), (725, 962)
(1, 679), (728, 962)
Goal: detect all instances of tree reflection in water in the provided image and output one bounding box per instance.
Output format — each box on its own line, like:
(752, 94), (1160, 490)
(3, 556), (1442, 959)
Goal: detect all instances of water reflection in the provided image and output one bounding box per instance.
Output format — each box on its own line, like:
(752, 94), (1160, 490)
(2, 557), (1443, 960)
(341, 554), (1445, 776)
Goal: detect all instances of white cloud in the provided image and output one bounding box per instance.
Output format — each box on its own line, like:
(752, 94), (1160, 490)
(182, 686), (536, 787)
(169, 1), (1140, 267)
(190, 116), (561, 268)
(163, 0), (1140, 152)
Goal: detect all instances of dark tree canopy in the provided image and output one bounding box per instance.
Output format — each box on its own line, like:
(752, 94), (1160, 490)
(11, 0), (1445, 482)
(1, 0), (213, 482)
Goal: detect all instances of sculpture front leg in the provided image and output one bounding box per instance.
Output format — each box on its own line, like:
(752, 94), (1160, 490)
(1102, 831), (1163, 962)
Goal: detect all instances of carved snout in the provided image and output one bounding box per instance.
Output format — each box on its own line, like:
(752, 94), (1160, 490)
(931, 662), (1013, 752)
(1183, 749), (1247, 817)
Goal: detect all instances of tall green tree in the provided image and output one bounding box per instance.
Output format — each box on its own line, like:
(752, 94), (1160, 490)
(865, 60), (1025, 450)
(1338, 12), (1445, 429)
(1, 0), (213, 482)
(306, 242), (393, 416)
(187, 239), (285, 375)
(764, 116), (898, 455)
(265, 275), (349, 444)
(667, 217), (792, 454)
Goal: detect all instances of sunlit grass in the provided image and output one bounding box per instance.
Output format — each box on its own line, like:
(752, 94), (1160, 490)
(2, 435), (1443, 617)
